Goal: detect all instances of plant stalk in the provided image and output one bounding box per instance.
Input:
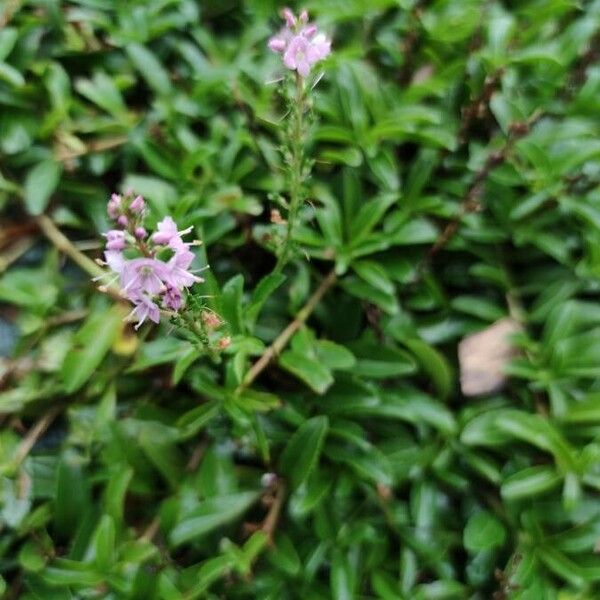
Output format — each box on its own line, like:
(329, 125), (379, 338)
(275, 73), (305, 272)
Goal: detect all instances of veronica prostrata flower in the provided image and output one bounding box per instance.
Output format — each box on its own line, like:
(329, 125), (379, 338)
(101, 203), (202, 328)
(268, 8), (331, 77)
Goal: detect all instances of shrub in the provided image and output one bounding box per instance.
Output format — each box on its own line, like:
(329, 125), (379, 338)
(1, 0), (600, 598)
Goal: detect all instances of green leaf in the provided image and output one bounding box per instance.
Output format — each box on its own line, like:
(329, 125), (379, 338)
(170, 491), (260, 547)
(279, 351), (334, 394)
(463, 512), (506, 552)
(127, 43), (172, 96)
(245, 272), (286, 330)
(0, 28), (18, 61)
(176, 400), (220, 440)
(352, 259), (395, 294)
(280, 416), (329, 490)
(23, 160), (62, 215)
(403, 338), (454, 399)
(501, 465), (562, 500)
(61, 306), (122, 393)
(314, 340), (356, 370)
(348, 341), (416, 378)
(92, 515), (115, 572)
(220, 275), (244, 335)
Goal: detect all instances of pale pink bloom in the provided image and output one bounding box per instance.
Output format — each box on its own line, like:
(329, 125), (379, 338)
(102, 203), (201, 328)
(268, 37), (287, 52)
(104, 250), (125, 274)
(128, 295), (160, 329)
(268, 9), (331, 77)
(284, 35), (325, 77)
(282, 7), (296, 28)
(120, 258), (169, 298)
(163, 286), (182, 311)
(152, 216), (193, 246)
(310, 33), (331, 60)
(107, 193), (122, 219)
(129, 195), (145, 214)
(104, 230), (126, 251)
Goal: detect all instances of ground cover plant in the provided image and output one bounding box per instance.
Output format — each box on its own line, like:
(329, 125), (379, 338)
(1, 0), (600, 598)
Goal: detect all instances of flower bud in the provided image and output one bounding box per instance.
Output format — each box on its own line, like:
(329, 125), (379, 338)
(107, 193), (122, 219)
(105, 230), (126, 251)
(130, 195), (145, 214)
(201, 311), (222, 330)
(218, 336), (231, 350)
(282, 7), (296, 28)
(117, 215), (129, 228)
(134, 227), (147, 240)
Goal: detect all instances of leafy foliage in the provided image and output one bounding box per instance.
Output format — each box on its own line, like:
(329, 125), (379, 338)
(1, 0), (600, 598)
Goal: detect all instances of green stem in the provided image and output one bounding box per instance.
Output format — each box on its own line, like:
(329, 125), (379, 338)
(183, 312), (220, 363)
(275, 73), (305, 273)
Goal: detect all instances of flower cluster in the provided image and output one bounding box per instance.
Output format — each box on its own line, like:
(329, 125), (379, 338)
(100, 191), (202, 328)
(268, 8), (331, 77)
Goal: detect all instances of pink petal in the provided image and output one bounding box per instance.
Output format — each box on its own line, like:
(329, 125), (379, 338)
(297, 59), (311, 77)
(268, 37), (286, 52)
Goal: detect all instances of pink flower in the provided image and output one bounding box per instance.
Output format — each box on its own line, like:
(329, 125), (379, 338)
(152, 216), (193, 246)
(268, 37), (287, 52)
(284, 35), (323, 77)
(268, 9), (331, 77)
(104, 249), (125, 274)
(120, 258), (169, 298)
(104, 230), (126, 251)
(282, 7), (296, 28)
(107, 193), (122, 219)
(310, 33), (331, 61)
(163, 285), (182, 311)
(129, 195), (145, 214)
(101, 200), (203, 329)
(128, 295), (160, 329)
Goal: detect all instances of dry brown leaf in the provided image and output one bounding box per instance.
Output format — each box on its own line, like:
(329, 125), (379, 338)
(458, 318), (522, 397)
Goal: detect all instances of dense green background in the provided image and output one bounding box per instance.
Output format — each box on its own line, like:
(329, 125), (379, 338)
(1, 0), (600, 598)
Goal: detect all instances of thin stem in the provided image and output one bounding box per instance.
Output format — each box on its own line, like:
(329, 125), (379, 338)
(261, 481), (286, 543)
(13, 405), (62, 470)
(35, 215), (122, 300)
(237, 269), (336, 392)
(183, 312), (220, 363)
(275, 73), (305, 272)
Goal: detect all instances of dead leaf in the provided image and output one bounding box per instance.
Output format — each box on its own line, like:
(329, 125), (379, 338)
(458, 318), (521, 397)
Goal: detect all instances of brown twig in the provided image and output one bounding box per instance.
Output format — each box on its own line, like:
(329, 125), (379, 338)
(0, 0), (21, 27)
(35, 215), (122, 300)
(35, 215), (104, 277)
(237, 269), (337, 392)
(422, 110), (544, 269)
(457, 69), (504, 145)
(0, 237), (35, 273)
(568, 28), (600, 92)
(54, 135), (128, 163)
(140, 516), (161, 542)
(13, 405), (62, 469)
(261, 481), (286, 543)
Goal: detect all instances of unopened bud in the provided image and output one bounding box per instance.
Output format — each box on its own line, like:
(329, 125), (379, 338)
(117, 215), (128, 228)
(134, 226), (147, 240)
(201, 311), (222, 330)
(270, 209), (286, 225)
(130, 195), (145, 214)
(218, 336), (231, 350)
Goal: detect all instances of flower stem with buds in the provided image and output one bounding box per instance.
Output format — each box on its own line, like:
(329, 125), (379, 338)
(275, 73), (305, 273)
